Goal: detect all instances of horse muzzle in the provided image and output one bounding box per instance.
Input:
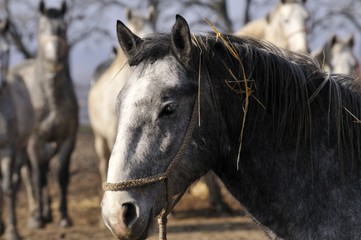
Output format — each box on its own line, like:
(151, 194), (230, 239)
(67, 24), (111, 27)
(101, 191), (154, 240)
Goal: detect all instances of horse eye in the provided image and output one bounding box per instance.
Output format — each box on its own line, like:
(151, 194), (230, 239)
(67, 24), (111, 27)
(159, 104), (176, 118)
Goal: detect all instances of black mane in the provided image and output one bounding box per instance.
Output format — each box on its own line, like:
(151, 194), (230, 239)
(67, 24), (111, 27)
(129, 31), (361, 176)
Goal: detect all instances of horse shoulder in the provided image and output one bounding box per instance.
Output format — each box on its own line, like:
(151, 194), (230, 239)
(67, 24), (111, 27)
(235, 18), (267, 39)
(8, 59), (40, 95)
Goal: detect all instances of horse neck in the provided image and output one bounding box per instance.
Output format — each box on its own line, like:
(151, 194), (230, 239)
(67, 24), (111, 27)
(199, 44), (318, 236)
(236, 18), (267, 39)
(34, 48), (75, 111)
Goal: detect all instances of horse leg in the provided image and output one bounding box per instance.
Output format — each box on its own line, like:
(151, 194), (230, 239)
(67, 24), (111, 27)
(25, 136), (46, 229)
(1, 147), (20, 240)
(94, 135), (110, 184)
(39, 159), (52, 223)
(203, 172), (231, 213)
(20, 160), (37, 222)
(57, 135), (76, 228)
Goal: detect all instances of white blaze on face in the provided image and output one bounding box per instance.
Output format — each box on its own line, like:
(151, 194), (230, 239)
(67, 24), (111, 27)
(106, 56), (181, 183)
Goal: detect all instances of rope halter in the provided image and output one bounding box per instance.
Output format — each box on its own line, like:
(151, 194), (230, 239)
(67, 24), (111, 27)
(103, 97), (199, 240)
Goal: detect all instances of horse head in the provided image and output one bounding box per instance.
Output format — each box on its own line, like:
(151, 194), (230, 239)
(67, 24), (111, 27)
(0, 19), (9, 87)
(37, 0), (68, 70)
(125, 5), (156, 37)
(101, 16), (211, 240)
(266, 0), (309, 52)
(329, 34), (359, 76)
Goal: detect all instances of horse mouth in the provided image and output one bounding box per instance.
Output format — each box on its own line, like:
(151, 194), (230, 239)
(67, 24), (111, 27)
(111, 208), (154, 240)
(134, 208), (154, 240)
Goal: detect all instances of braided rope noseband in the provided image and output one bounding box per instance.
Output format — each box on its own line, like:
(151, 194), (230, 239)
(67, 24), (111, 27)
(103, 97), (199, 240)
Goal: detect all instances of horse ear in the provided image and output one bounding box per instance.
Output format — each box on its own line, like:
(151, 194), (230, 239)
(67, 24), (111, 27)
(116, 20), (142, 59)
(39, 0), (45, 14)
(0, 19), (9, 33)
(61, 1), (67, 15)
(330, 34), (338, 46)
(265, 12), (272, 23)
(125, 8), (132, 21)
(112, 46), (118, 56)
(171, 15), (192, 66)
(148, 5), (156, 22)
(347, 35), (354, 48)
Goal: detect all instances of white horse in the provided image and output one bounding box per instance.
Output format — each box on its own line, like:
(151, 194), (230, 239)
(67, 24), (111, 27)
(236, 0), (309, 53)
(311, 34), (360, 76)
(88, 7), (156, 185)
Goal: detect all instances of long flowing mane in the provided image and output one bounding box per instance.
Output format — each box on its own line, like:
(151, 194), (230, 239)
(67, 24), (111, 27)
(123, 31), (361, 177)
(197, 34), (361, 177)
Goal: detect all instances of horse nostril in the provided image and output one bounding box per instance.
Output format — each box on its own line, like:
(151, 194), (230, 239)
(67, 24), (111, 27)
(122, 203), (138, 227)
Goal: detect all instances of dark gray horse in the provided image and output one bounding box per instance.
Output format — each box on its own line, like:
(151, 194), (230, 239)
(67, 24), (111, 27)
(89, 7), (229, 213)
(10, 1), (78, 229)
(101, 16), (361, 240)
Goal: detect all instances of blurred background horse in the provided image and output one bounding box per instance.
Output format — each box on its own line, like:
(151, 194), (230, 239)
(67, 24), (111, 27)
(236, 0), (309, 53)
(0, 18), (20, 240)
(8, 1), (78, 229)
(88, 6), (156, 190)
(311, 34), (360, 76)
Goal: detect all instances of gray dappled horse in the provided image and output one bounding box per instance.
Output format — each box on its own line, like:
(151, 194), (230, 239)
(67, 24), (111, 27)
(311, 34), (360, 76)
(10, 1), (78, 229)
(236, 0), (309, 53)
(101, 15), (361, 240)
(89, 7), (228, 212)
(0, 19), (21, 240)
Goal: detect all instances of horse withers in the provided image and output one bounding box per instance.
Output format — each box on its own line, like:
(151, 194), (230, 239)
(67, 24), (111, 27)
(102, 15), (361, 240)
(236, 0), (309, 53)
(9, 1), (78, 229)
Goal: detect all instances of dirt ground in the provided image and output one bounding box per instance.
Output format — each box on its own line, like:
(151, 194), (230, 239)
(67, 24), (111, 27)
(2, 128), (269, 240)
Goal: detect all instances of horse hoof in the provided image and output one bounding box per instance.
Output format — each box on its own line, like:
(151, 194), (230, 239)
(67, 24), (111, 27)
(27, 217), (44, 229)
(0, 222), (4, 235)
(43, 213), (53, 223)
(59, 217), (73, 228)
(6, 230), (21, 240)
